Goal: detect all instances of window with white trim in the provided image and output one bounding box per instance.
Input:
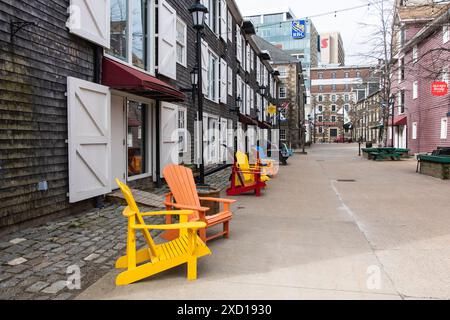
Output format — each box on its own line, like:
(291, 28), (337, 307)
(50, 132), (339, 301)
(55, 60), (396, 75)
(278, 66), (287, 78)
(412, 122), (417, 140)
(206, 50), (219, 102)
(413, 81), (418, 100)
(279, 86), (287, 99)
(227, 66), (233, 96)
(280, 129), (287, 141)
(227, 10), (232, 41)
(331, 95), (336, 102)
(108, 0), (153, 71)
(205, 0), (218, 34)
(441, 118), (448, 139)
(331, 105), (336, 112)
(442, 68), (449, 84)
(444, 24), (449, 44)
(331, 116), (336, 122)
(178, 107), (187, 155)
(176, 17), (187, 67)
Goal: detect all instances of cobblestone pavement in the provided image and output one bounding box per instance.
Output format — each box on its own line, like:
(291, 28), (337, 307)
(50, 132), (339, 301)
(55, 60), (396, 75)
(0, 168), (231, 300)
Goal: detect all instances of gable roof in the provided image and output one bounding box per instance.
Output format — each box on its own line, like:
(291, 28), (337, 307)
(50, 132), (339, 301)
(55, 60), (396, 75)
(398, 3), (450, 22)
(252, 35), (297, 64)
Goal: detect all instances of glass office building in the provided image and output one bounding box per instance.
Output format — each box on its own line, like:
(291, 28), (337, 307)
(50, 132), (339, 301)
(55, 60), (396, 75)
(246, 10), (320, 98)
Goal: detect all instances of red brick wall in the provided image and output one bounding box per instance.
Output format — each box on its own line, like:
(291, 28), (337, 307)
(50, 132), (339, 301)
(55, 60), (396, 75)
(392, 23), (450, 153)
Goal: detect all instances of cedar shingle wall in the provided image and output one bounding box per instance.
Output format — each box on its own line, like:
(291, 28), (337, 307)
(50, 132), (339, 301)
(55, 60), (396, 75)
(0, 0), (95, 227)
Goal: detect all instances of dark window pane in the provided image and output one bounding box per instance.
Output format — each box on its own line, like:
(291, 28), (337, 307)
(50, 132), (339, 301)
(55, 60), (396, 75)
(109, 0), (128, 61)
(132, 0), (146, 69)
(127, 101), (147, 177)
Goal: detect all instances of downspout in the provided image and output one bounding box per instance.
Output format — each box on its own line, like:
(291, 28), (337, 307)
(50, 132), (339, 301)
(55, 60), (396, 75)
(155, 100), (162, 188)
(93, 44), (104, 208)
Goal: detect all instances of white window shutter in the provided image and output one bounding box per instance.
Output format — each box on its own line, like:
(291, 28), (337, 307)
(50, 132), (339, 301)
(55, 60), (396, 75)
(228, 66), (233, 96)
(158, 0), (177, 79)
(246, 85), (251, 115)
(236, 26), (241, 63)
(201, 40), (209, 94)
(220, 118), (228, 161)
(227, 10), (233, 42)
(68, 0), (110, 48)
(220, 59), (228, 104)
(246, 43), (251, 72)
(256, 60), (260, 84)
(67, 77), (111, 203)
(220, 0), (227, 41)
(160, 103), (179, 174)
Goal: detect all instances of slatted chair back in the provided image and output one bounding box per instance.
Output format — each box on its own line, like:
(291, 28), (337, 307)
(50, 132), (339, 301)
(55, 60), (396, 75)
(163, 165), (201, 222)
(115, 179), (157, 257)
(236, 151), (253, 182)
(256, 146), (268, 160)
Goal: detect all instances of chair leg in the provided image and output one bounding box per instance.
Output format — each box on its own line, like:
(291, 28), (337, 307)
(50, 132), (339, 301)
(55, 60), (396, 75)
(199, 228), (207, 243)
(223, 221), (230, 239)
(187, 257), (197, 281)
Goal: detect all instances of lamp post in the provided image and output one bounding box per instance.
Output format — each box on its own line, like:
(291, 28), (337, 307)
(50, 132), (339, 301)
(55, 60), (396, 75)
(230, 96), (243, 154)
(389, 94), (395, 148)
(189, 1), (208, 185)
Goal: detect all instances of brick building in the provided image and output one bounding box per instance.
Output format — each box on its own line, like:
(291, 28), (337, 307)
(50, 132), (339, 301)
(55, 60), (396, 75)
(390, 2), (450, 153)
(310, 66), (378, 143)
(253, 36), (306, 149)
(0, 0), (280, 229)
(352, 90), (383, 144)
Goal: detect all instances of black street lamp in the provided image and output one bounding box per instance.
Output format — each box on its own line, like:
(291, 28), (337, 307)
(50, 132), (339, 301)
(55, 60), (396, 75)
(189, 0), (208, 185)
(258, 85), (267, 97)
(389, 94), (395, 148)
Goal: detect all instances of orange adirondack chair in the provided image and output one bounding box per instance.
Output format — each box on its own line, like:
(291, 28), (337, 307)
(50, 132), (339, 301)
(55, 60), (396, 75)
(162, 164), (236, 243)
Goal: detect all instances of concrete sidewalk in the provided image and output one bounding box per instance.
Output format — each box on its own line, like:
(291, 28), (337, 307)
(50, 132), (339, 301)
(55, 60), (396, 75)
(77, 144), (450, 300)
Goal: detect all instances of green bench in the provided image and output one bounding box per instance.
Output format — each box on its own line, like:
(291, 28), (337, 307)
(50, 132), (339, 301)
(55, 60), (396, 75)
(417, 155), (450, 180)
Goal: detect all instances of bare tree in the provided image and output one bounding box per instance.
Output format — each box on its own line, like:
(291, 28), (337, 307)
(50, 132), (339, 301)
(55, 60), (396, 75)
(354, 0), (396, 146)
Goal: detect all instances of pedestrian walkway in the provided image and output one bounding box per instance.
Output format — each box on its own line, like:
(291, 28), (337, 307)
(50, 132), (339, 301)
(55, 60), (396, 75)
(0, 168), (231, 300)
(78, 144), (450, 300)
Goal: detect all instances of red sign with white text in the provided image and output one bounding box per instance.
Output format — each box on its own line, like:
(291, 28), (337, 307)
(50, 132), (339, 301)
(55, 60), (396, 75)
(432, 82), (448, 96)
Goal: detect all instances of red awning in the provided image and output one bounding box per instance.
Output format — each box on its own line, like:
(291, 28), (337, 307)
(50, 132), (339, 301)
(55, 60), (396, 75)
(258, 121), (272, 129)
(393, 115), (407, 126)
(239, 114), (258, 126)
(102, 58), (185, 102)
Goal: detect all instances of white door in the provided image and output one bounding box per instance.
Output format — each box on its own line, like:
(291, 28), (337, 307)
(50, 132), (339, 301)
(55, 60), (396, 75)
(237, 122), (245, 152)
(67, 77), (111, 203)
(161, 102), (179, 175)
(209, 117), (219, 164)
(111, 95), (126, 189)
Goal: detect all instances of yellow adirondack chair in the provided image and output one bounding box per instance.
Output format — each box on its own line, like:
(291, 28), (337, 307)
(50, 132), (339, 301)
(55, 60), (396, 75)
(114, 179), (212, 286)
(236, 151), (271, 185)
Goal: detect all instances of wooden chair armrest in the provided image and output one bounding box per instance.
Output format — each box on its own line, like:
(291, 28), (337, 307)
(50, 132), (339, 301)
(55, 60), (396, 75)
(164, 202), (210, 212)
(198, 197), (237, 204)
(140, 210), (195, 217)
(236, 169), (262, 174)
(134, 221), (206, 231)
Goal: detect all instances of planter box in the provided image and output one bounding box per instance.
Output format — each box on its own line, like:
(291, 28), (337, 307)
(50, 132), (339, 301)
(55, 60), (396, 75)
(197, 186), (221, 216)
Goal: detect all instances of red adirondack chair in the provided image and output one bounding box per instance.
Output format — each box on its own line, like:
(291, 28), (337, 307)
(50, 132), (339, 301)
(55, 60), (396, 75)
(162, 164), (236, 243)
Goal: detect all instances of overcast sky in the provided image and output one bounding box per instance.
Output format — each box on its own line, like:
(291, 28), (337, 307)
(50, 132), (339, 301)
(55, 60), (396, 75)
(236, 0), (379, 65)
